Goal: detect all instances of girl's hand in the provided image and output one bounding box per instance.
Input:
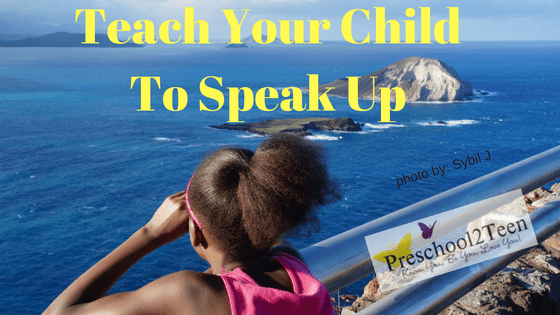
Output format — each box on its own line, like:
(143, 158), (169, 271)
(44, 190), (192, 315)
(145, 191), (189, 244)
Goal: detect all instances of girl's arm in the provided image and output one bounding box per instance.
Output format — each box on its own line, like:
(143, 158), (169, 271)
(44, 191), (191, 315)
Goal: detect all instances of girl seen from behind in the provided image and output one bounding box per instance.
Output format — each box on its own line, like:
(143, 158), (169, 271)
(45, 134), (341, 315)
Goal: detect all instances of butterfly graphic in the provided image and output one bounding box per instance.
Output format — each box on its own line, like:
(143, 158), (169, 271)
(373, 233), (412, 269)
(418, 220), (437, 239)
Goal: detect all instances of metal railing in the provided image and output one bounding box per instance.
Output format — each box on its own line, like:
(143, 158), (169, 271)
(301, 145), (560, 313)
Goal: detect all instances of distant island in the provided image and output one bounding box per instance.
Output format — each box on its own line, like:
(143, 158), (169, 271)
(319, 56), (473, 102)
(0, 34), (37, 41)
(225, 35), (282, 48)
(211, 117), (362, 136)
(225, 43), (248, 48)
(0, 32), (142, 48)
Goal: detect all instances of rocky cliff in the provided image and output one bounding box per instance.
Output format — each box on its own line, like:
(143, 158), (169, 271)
(320, 56), (473, 102)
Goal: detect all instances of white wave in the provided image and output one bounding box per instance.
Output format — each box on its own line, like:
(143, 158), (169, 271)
(356, 130), (383, 134)
(305, 134), (341, 141)
(406, 100), (458, 104)
(364, 123), (406, 130)
(417, 121), (444, 126)
(416, 119), (479, 126)
(333, 129), (383, 134)
(154, 137), (182, 143)
(237, 134), (265, 139)
(446, 119), (480, 126)
(407, 91), (498, 103)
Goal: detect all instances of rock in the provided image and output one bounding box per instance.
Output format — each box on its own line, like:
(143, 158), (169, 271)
(362, 278), (379, 297)
(527, 187), (551, 202)
(513, 269), (560, 302)
(318, 56), (473, 102)
(532, 191), (559, 208)
(525, 187), (553, 212)
(305, 118), (362, 132)
(427, 121), (447, 125)
(458, 289), (500, 307)
(224, 35), (281, 47)
(344, 295), (379, 314)
(210, 117), (362, 136)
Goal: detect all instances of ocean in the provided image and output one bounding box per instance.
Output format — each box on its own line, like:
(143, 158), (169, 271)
(1, 41), (559, 314)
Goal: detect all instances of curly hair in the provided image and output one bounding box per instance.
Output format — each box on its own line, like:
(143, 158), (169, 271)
(188, 134), (341, 261)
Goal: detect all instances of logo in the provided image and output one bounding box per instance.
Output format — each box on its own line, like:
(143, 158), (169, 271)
(365, 189), (538, 293)
(373, 233), (412, 269)
(418, 220), (437, 239)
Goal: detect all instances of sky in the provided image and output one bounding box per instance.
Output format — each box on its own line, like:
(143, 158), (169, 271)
(0, 0), (559, 41)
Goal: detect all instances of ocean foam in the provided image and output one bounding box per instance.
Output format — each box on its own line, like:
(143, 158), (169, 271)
(237, 134), (265, 139)
(416, 119), (479, 126)
(445, 119), (480, 126)
(154, 137), (182, 142)
(305, 134), (341, 141)
(364, 123), (406, 130)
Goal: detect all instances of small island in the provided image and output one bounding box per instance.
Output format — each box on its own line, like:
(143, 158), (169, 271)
(224, 35), (282, 48)
(319, 56), (473, 102)
(210, 117), (362, 136)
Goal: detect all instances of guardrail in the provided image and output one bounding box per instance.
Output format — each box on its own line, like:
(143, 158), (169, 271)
(300, 145), (560, 313)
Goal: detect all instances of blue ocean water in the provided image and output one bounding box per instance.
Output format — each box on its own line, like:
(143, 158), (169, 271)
(1, 41), (559, 314)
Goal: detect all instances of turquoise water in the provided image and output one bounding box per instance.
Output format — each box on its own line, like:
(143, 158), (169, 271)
(1, 42), (559, 313)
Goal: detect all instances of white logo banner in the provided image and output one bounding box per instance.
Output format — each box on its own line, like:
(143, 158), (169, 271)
(365, 189), (538, 293)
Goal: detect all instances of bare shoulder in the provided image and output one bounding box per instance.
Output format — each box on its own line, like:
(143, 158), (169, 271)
(62, 271), (231, 315)
(147, 270), (231, 315)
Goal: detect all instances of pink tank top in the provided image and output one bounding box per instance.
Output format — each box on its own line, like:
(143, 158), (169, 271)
(219, 253), (336, 315)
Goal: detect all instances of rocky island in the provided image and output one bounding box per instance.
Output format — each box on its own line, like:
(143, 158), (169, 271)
(210, 117), (362, 136)
(319, 56), (473, 102)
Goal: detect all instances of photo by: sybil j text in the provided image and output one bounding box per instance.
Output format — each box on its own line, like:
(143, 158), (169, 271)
(396, 150), (491, 189)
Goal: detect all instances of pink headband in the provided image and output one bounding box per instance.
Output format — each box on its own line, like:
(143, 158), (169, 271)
(186, 177), (202, 229)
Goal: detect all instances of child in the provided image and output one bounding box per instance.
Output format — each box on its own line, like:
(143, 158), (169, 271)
(45, 134), (340, 315)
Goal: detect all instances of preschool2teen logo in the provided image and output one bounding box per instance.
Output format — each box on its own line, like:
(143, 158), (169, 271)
(365, 189), (537, 293)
